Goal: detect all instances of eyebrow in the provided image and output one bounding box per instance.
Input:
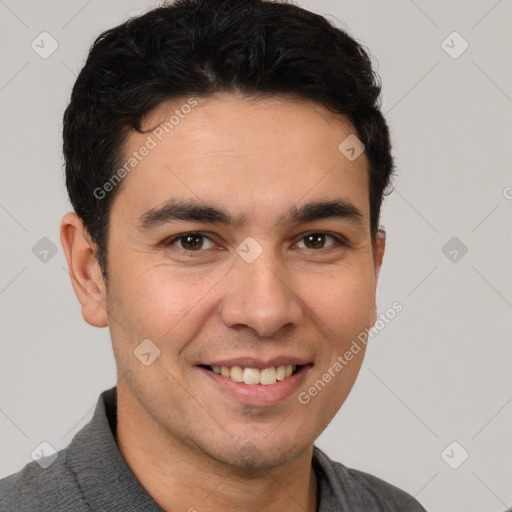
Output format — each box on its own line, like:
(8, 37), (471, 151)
(137, 197), (364, 231)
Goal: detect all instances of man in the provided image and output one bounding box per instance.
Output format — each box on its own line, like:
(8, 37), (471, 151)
(0, 0), (427, 510)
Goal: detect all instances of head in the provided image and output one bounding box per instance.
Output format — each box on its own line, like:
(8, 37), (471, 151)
(61, 0), (394, 470)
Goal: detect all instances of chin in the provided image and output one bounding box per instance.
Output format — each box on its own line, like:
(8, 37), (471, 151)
(204, 437), (308, 472)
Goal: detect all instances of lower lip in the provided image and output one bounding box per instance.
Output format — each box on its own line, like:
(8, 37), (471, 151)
(197, 365), (313, 406)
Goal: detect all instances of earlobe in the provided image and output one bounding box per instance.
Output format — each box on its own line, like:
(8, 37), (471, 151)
(60, 212), (108, 328)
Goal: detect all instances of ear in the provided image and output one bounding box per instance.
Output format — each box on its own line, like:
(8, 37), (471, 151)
(60, 212), (108, 328)
(369, 229), (386, 326)
(373, 229), (386, 282)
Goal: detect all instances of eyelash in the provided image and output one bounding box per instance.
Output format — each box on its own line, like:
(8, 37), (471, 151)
(164, 231), (347, 255)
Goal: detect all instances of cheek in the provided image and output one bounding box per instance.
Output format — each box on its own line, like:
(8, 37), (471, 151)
(109, 257), (223, 340)
(299, 263), (377, 339)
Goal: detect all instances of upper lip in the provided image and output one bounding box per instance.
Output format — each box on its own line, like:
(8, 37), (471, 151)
(198, 356), (312, 369)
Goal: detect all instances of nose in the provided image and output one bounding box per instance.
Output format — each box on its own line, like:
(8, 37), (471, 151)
(219, 250), (304, 338)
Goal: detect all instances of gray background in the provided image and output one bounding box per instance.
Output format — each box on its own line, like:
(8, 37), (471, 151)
(1, 1), (511, 510)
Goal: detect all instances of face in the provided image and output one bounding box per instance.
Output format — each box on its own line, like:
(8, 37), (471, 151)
(84, 93), (384, 469)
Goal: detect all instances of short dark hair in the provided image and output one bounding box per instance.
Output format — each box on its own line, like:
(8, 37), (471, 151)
(63, 0), (395, 282)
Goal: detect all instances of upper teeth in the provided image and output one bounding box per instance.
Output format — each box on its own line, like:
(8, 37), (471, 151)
(212, 365), (296, 385)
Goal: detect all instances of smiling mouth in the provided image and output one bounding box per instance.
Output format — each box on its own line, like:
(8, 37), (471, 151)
(199, 364), (305, 385)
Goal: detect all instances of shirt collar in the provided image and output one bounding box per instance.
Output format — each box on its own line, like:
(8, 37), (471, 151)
(66, 386), (164, 511)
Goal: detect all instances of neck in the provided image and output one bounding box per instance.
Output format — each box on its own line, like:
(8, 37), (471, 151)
(115, 386), (318, 512)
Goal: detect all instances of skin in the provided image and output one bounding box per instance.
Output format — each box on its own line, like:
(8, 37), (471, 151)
(61, 92), (386, 512)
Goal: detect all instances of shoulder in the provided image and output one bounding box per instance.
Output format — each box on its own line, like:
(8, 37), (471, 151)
(313, 446), (427, 511)
(0, 447), (88, 512)
(337, 465), (427, 511)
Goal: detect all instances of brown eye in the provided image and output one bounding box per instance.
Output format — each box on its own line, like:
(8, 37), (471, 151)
(297, 233), (341, 250)
(168, 233), (215, 251)
(181, 234), (203, 250)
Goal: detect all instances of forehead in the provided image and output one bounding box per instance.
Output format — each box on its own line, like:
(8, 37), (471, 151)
(112, 93), (370, 225)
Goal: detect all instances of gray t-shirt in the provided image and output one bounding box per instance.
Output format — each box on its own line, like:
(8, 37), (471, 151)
(0, 387), (427, 511)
